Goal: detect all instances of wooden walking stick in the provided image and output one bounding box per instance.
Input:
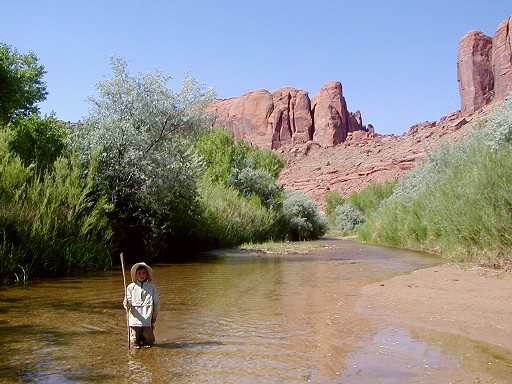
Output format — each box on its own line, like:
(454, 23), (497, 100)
(120, 252), (131, 350)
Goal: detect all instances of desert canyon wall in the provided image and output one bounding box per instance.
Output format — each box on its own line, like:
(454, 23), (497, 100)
(206, 15), (512, 205)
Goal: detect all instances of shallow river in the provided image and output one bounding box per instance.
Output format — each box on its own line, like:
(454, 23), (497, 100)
(0, 238), (509, 383)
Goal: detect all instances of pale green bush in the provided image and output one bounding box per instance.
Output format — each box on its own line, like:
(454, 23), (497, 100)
(334, 203), (365, 233)
(228, 167), (282, 209)
(281, 190), (327, 241)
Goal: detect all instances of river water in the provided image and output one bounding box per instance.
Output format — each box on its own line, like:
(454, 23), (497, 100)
(0, 238), (509, 383)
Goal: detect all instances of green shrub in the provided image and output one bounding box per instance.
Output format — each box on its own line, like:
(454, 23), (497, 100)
(232, 140), (286, 178)
(324, 190), (345, 222)
(195, 128), (286, 183)
(196, 127), (285, 209)
(324, 181), (396, 226)
(347, 180), (397, 215)
(194, 128), (234, 183)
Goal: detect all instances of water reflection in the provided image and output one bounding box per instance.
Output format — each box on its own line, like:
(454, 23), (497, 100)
(0, 238), (509, 383)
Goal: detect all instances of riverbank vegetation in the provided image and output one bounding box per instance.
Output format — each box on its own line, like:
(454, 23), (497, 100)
(324, 180), (396, 233)
(70, 56), (326, 262)
(0, 45), (326, 284)
(331, 98), (512, 269)
(0, 126), (114, 285)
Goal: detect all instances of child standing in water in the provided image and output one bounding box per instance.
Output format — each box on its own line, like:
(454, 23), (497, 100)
(123, 262), (160, 348)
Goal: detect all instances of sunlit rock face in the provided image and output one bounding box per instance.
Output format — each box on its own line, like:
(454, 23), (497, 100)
(457, 30), (494, 115)
(491, 16), (512, 102)
(207, 81), (368, 150)
(457, 15), (512, 116)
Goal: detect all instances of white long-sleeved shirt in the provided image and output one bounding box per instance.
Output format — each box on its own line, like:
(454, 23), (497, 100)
(125, 280), (160, 327)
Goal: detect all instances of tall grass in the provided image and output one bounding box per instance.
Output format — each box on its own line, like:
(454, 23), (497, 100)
(359, 97), (512, 268)
(195, 179), (278, 247)
(347, 180), (397, 215)
(324, 181), (396, 233)
(0, 130), (114, 284)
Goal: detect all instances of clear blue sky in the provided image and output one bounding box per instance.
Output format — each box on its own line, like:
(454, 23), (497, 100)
(1, 1), (510, 135)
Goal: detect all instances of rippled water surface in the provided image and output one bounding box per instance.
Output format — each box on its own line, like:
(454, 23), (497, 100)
(0, 239), (510, 383)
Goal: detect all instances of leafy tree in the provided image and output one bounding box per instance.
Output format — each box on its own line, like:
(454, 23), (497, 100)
(70, 56), (216, 259)
(0, 43), (47, 124)
(195, 127), (285, 209)
(7, 113), (67, 174)
(194, 128), (235, 183)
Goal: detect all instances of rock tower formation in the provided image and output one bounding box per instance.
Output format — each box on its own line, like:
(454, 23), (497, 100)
(458, 16), (512, 115)
(207, 81), (369, 150)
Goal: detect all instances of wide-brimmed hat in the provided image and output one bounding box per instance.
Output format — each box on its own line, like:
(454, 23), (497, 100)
(130, 262), (153, 282)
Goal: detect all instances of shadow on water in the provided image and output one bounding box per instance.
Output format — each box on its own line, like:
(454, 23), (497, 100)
(154, 340), (225, 349)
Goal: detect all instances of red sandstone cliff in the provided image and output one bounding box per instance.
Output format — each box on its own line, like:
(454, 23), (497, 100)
(207, 15), (512, 208)
(207, 81), (369, 150)
(458, 16), (512, 115)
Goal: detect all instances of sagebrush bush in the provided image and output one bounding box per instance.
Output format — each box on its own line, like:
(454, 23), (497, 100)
(334, 203), (365, 233)
(281, 190), (327, 241)
(486, 96), (512, 148)
(228, 167), (282, 209)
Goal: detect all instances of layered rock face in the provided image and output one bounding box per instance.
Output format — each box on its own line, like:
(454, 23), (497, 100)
(458, 16), (512, 115)
(207, 81), (367, 149)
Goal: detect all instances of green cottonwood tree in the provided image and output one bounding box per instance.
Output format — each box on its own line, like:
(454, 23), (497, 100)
(0, 43), (47, 125)
(8, 114), (67, 174)
(71, 56), (216, 259)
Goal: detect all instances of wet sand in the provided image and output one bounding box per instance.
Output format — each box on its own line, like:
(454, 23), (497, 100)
(359, 263), (512, 351)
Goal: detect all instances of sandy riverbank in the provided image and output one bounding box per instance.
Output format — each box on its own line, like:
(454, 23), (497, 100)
(359, 263), (512, 351)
